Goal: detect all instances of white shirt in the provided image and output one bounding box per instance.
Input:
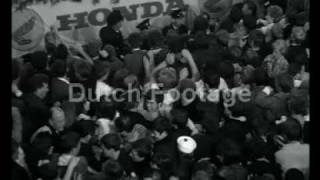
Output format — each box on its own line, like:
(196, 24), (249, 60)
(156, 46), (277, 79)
(275, 142), (309, 178)
(95, 80), (113, 101)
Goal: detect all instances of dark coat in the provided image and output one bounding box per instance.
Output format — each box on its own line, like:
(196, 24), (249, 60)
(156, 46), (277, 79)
(22, 93), (50, 142)
(99, 26), (126, 56)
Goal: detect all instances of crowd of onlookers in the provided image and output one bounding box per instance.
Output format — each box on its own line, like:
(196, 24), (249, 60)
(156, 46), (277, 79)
(11, 0), (309, 180)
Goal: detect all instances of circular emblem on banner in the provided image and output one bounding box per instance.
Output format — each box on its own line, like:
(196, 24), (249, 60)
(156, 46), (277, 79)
(12, 8), (45, 51)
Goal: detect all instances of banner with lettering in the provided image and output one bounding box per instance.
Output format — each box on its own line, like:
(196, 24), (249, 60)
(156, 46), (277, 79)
(12, 0), (202, 58)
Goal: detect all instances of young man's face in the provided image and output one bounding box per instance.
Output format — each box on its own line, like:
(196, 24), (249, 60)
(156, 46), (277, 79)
(50, 109), (66, 132)
(102, 146), (119, 159)
(242, 4), (251, 16)
(145, 99), (159, 112)
(37, 83), (49, 99)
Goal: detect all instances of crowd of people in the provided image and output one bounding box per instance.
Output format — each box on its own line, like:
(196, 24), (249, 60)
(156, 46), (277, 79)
(11, 0), (310, 180)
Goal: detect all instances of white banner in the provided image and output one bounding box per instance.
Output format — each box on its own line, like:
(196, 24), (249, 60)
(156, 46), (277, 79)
(12, 0), (201, 58)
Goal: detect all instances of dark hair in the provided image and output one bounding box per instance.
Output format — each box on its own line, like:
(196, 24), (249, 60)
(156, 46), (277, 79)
(285, 168), (305, 180)
(253, 68), (271, 86)
(230, 5), (243, 23)
(248, 30), (265, 48)
(132, 138), (152, 159)
(275, 73), (293, 93)
(244, 0), (257, 16)
(216, 138), (243, 165)
(277, 118), (302, 141)
(193, 16), (209, 33)
(153, 116), (172, 133)
(171, 108), (189, 128)
(203, 69), (220, 89)
(72, 120), (96, 138)
(101, 133), (121, 150)
(28, 73), (49, 92)
(288, 89), (309, 115)
(115, 111), (138, 132)
(59, 131), (81, 154)
(30, 51), (48, 71)
(38, 164), (58, 180)
(50, 59), (67, 77)
(107, 10), (124, 26)
(32, 132), (53, 155)
(102, 159), (124, 180)
(128, 32), (143, 49)
(74, 60), (92, 80)
(218, 61), (235, 80)
(53, 44), (69, 60)
(243, 15), (257, 31)
(96, 101), (116, 119)
(148, 30), (165, 48)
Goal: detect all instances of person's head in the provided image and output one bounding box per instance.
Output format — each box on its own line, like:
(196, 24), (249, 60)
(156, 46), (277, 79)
(218, 61), (235, 80)
(49, 107), (66, 132)
(266, 5), (283, 24)
(130, 138), (152, 162)
(96, 101), (116, 119)
(170, 8), (185, 26)
(218, 164), (248, 180)
(193, 15), (209, 34)
(50, 59), (67, 78)
(128, 32), (143, 49)
(272, 39), (288, 54)
(288, 89), (309, 115)
(100, 133), (121, 159)
(242, 0), (257, 16)
(144, 89), (164, 112)
(59, 131), (81, 155)
(37, 163), (59, 180)
(115, 112), (137, 133)
(102, 159), (124, 180)
(271, 22), (284, 39)
(156, 67), (178, 90)
(107, 10), (124, 31)
(229, 5), (243, 23)
(291, 26), (306, 43)
(171, 108), (189, 128)
(28, 73), (49, 99)
(112, 68), (130, 88)
(215, 30), (230, 46)
(285, 168), (305, 180)
(275, 73), (293, 93)
(32, 132), (54, 155)
(74, 60), (92, 81)
(191, 171), (211, 180)
(216, 138), (243, 165)
(253, 67), (271, 86)
(100, 44), (117, 59)
(94, 60), (110, 81)
(248, 30), (264, 49)
(193, 160), (216, 178)
(152, 117), (172, 141)
(242, 15), (257, 32)
(203, 69), (221, 89)
(148, 30), (165, 48)
(30, 51), (48, 72)
(277, 118), (302, 141)
(72, 120), (96, 144)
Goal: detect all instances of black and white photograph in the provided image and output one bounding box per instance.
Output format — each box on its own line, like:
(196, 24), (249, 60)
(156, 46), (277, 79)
(11, 0), (310, 179)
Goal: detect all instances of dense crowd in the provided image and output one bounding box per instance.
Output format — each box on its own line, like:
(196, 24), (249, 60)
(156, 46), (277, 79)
(11, 0), (310, 180)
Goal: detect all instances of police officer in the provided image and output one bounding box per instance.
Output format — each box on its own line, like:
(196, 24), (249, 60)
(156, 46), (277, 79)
(99, 10), (127, 57)
(136, 18), (152, 50)
(162, 8), (189, 37)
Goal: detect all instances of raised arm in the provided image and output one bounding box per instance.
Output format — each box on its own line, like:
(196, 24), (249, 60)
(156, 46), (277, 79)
(181, 49), (200, 81)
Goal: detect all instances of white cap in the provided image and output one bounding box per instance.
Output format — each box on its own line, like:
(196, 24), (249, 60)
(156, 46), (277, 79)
(177, 136), (197, 154)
